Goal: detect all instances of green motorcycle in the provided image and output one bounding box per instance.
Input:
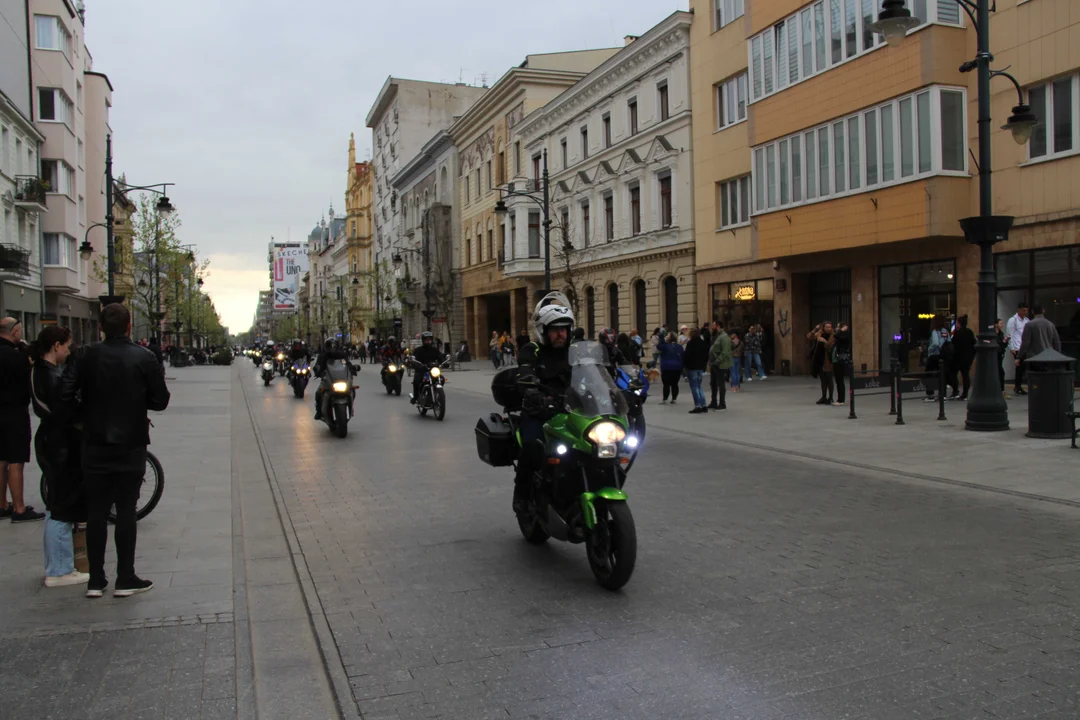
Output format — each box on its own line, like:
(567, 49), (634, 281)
(476, 340), (639, 590)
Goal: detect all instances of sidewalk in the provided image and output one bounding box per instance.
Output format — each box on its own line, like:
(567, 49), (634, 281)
(445, 361), (1080, 505)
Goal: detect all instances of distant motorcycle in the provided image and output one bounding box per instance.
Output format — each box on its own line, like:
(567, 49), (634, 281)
(409, 355), (451, 421)
(260, 359), (275, 386)
(614, 365), (648, 447)
(289, 360), (311, 398)
(316, 359), (356, 438)
(381, 358), (403, 396)
(274, 352), (288, 377)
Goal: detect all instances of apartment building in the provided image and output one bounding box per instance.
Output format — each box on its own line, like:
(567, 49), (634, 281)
(345, 134), (373, 339)
(690, 0), (1080, 374)
(508, 14), (696, 338)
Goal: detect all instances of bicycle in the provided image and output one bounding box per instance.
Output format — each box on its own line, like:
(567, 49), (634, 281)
(40, 450), (165, 523)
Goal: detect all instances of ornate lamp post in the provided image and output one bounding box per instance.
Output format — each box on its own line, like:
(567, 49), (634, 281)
(871, 0), (1036, 432)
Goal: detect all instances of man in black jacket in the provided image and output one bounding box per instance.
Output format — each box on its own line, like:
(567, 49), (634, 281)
(0, 317), (44, 522)
(62, 304), (170, 598)
(410, 331), (443, 404)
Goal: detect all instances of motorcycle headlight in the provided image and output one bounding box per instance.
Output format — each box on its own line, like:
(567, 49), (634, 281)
(332, 381), (349, 393)
(276, 354), (284, 360)
(625, 435), (639, 449)
(430, 367), (441, 378)
(388, 364), (397, 373)
(262, 362), (272, 370)
(587, 421), (626, 445)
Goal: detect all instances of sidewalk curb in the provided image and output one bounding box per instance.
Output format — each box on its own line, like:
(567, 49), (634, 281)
(447, 376), (1080, 511)
(236, 366), (362, 720)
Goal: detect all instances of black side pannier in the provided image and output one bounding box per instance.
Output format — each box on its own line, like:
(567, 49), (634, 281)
(491, 366), (522, 410)
(475, 414), (517, 467)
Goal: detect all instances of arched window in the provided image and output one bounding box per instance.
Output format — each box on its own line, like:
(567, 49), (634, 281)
(585, 287), (596, 339)
(608, 283), (620, 333)
(633, 279), (647, 332)
(663, 276), (678, 330)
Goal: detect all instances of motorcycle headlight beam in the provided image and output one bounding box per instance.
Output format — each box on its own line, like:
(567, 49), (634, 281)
(555, 443), (568, 455)
(388, 364), (397, 373)
(625, 435), (639, 449)
(430, 367), (441, 378)
(332, 381), (349, 393)
(587, 421), (626, 445)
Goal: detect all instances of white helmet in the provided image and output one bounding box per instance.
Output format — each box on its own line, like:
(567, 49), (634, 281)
(533, 291), (575, 345)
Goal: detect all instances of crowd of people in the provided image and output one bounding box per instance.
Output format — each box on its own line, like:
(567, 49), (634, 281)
(0, 305), (169, 597)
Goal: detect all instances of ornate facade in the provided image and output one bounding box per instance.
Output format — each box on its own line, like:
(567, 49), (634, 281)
(345, 134), (373, 340)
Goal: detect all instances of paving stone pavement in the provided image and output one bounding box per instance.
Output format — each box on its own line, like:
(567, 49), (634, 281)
(242, 362), (1080, 720)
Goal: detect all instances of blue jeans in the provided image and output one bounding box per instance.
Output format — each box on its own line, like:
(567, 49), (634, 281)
(44, 512), (75, 577)
(686, 369), (706, 407)
(730, 361), (742, 388)
(743, 352), (766, 379)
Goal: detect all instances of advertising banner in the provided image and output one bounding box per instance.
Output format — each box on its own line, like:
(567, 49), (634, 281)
(272, 244), (309, 312)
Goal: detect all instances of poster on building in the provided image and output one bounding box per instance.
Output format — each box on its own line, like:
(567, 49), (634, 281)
(272, 244), (309, 312)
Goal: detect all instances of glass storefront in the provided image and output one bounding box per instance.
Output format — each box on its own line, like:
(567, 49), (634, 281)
(710, 279), (775, 370)
(878, 259), (956, 369)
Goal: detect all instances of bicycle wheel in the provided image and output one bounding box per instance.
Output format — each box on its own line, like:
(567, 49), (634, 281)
(107, 452), (165, 523)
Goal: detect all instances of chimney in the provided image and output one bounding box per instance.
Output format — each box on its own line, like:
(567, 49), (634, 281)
(624, 35), (639, 46)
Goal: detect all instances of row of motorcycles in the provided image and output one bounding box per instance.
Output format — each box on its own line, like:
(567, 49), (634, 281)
(254, 350), (356, 438)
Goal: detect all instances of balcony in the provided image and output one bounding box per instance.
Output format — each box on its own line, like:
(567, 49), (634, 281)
(0, 244), (31, 276)
(43, 266), (80, 292)
(13, 176), (49, 212)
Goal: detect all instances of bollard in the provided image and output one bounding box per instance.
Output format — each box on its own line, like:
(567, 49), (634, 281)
(888, 369), (897, 415)
(895, 377), (905, 425)
(848, 362), (857, 419)
(937, 363), (947, 421)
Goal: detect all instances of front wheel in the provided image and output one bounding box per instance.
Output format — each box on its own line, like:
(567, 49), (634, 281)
(108, 452), (165, 523)
(333, 404), (348, 438)
(433, 388), (446, 421)
(393, 381), (401, 396)
(263, 376), (271, 387)
(586, 502), (637, 591)
(293, 382), (305, 399)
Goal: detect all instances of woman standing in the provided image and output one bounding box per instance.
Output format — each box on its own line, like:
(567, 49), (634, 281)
(743, 324), (767, 381)
(657, 332), (685, 404)
(683, 328), (710, 414)
(994, 318), (1008, 397)
(729, 331), (744, 392)
(951, 315), (977, 400)
(832, 323), (852, 406)
(923, 317), (948, 402)
(489, 331), (501, 370)
(809, 322), (836, 405)
(29, 326), (87, 587)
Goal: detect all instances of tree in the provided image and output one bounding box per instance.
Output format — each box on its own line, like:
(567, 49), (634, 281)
(359, 258), (396, 337)
(550, 214), (582, 320)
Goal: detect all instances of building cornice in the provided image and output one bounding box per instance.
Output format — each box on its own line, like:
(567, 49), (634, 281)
(516, 13), (692, 140)
(365, 76), (399, 128)
(391, 130), (452, 190)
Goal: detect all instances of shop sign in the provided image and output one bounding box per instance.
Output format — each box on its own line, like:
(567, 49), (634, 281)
(733, 284), (756, 301)
(917, 313), (936, 320)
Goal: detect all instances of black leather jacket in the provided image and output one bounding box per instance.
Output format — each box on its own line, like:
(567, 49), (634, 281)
(412, 343), (442, 366)
(0, 337), (30, 414)
(517, 341), (571, 414)
(61, 337), (171, 448)
(314, 349), (348, 377)
(32, 359), (85, 522)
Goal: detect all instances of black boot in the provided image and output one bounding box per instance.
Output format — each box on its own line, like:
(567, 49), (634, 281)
(512, 476), (529, 515)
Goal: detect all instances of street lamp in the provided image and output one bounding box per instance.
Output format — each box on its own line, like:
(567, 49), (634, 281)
(872, 0), (1034, 432)
(494, 149), (551, 293)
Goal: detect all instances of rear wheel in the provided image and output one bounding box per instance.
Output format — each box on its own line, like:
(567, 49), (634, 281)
(586, 502), (636, 591)
(333, 404), (348, 438)
(433, 388), (446, 421)
(108, 452), (165, 523)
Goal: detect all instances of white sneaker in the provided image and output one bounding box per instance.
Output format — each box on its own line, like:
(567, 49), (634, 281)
(760, 376), (768, 380)
(745, 377), (751, 382)
(45, 571), (90, 587)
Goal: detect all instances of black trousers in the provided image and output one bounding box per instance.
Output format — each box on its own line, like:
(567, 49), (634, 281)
(819, 371), (834, 401)
(1012, 351), (1024, 390)
(998, 353), (1005, 391)
(925, 356), (940, 397)
(834, 361), (848, 404)
(710, 367), (729, 408)
(661, 370), (681, 402)
(84, 446), (146, 585)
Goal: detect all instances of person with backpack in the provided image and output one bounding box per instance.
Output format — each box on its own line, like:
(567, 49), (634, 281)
(924, 316), (950, 402)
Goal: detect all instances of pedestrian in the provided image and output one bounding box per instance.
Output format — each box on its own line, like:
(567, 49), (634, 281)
(1018, 304), (1062, 367)
(923, 317), (949, 402)
(30, 326), (88, 587)
(743, 324), (768, 381)
(489, 331), (501, 370)
(700, 323), (711, 346)
(708, 321), (733, 410)
(0, 317), (44, 522)
(657, 331), (684, 404)
(647, 328), (662, 368)
(729, 330), (743, 392)
(684, 327), (709, 414)
(832, 323), (852, 406)
(630, 329), (643, 355)
(61, 303), (171, 598)
(677, 325), (690, 347)
(951, 315), (976, 400)
(993, 319), (1008, 397)
(1004, 302), (1030, 395)
(617, 332), (638, 367)
(808, 322), (836, 405)
(147, 335), (164, 366)
(501, 332), (515, 367)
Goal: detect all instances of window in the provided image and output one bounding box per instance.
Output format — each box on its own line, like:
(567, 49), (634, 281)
(714, 0), (745, 30)
(509, 215), (516, 259)
(528, 212), (540, 258)
(476, 169), (481, 195)
(748, 0), (956, 104)
(487, 227), (494, 260)
(41, 160), (74, 196)
(751, 86), (966, 214)
(604, 193), (614, 240)
(658, 83), (669, 121)
(559, 208), (570, 246)
(659, 174), (672, 228)
(628, 99), (638, 135)
(603, 114), (612, 147)
(718, 176), (751, 228)
(465, 237), (472, 266)
(561, 138), (568, 168)
(38, 88), (73, 125)
(514, 141), (521, 175)
(1028, 73), (1079, 162)
(532, 154), (541, 181)
(464, 174), (469, 203)
(608, 284), (620, 332)
(582, 201), (591, 246)
(629, 185), (641, 235)
(76, 82), (82, 110)
(486, 160), (492, 190)
(77, 138), (84, 168)
(581, 126), (589, 159)
(717, 73), (748, 129)
(497, 151), (505, 185)
(43, 233), (75, 268)
(35, 16), (71, 57)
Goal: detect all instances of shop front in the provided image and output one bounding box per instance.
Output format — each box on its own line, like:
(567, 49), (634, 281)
(878, 259), (957, 370)
(710, 278), (775, 371)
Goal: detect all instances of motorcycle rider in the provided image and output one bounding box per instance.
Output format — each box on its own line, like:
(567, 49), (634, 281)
(381, 336), (401, 364)
(597, 328), (628, 374)
(513, 293), (575, 515)
(313, 339), (349, 420)
(289, 338), (311, 364)
(410, 331), (443, 404)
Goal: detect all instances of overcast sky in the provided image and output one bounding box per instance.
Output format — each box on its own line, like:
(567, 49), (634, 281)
(86, 0), (685, 333)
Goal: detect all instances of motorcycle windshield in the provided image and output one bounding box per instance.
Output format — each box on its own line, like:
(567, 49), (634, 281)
(565, 341), (629, 417)
(324, 359), (351, 381)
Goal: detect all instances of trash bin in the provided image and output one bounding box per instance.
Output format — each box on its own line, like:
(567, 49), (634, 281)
(1024, 348), (1077, 439)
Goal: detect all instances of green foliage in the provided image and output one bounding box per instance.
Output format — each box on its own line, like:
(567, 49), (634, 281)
(212, 348), (234, 365)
